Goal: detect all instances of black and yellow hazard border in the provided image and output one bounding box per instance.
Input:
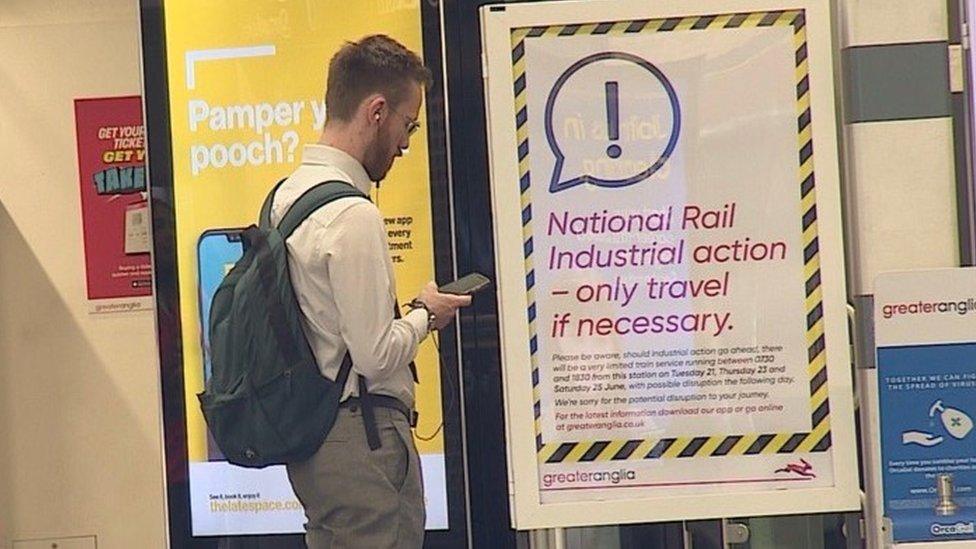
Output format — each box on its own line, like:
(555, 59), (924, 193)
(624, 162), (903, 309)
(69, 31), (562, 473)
(511, 10), (831, 465)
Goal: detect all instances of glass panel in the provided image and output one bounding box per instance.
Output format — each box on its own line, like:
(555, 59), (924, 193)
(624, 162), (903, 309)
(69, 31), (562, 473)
(564, 523), (685, 549)
(730, 513), (854, 549)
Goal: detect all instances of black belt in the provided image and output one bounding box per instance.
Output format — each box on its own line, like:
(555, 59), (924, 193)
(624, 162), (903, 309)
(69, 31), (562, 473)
(338, 302), (419, 450)
(341, 382), (418, 453)
(340, 394), (416, 426)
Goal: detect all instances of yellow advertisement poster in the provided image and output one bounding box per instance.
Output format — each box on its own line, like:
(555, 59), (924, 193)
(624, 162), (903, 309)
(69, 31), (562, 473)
(162, 1), (447, 534)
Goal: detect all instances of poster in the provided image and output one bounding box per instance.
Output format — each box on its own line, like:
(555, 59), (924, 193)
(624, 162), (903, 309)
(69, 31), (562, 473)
(74, 96), (152, 314)
(875, 269), (976, 544)
(158, 1), (448, 535)
(482, 0), (858, 528)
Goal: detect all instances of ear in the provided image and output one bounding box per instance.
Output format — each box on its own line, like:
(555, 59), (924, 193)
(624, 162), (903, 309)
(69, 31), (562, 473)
(363, 94), (386, 125)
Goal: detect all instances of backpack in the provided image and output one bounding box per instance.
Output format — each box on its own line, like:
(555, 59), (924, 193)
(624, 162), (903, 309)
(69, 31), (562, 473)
(198, 179), (369, 468)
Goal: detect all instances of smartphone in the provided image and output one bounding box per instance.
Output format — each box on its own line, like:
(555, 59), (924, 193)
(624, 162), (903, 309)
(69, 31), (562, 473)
(197, 229), (246, 381)
(197, 229), (245, 462)
(439, 272), (491, 295)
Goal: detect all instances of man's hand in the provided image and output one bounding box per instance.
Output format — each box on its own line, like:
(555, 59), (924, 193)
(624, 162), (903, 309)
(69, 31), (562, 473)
(417, 281), (472, 330)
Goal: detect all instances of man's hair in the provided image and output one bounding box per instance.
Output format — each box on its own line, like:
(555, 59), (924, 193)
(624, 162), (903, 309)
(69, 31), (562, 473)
(325, 34), (431, 123)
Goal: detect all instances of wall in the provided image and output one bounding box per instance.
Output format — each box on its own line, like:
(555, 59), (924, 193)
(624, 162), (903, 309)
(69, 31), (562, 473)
(837, 2), (957, 548)
(839, 0), (958, 294)
(0, 1), (167, 547)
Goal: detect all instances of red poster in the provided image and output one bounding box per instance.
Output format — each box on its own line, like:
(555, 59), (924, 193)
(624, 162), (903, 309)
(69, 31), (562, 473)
(74, 96), (153, 313)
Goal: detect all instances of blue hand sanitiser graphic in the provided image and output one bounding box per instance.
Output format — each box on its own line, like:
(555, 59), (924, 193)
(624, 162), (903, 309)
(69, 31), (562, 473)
(545, 52), (680, 193)
(900, 400), (974, 448)
(932, 400), (974, 439)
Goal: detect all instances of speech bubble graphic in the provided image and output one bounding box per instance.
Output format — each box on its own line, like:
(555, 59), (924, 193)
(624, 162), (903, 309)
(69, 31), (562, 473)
(545, 52), (680, 193)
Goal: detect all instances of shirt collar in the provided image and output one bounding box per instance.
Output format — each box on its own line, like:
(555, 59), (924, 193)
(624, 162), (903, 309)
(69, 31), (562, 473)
(300, 144), (373, 194)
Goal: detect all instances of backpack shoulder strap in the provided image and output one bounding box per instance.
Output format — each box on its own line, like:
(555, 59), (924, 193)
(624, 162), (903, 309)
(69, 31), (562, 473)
(278, 180), (371, 239)
(258, 178), (289, 229)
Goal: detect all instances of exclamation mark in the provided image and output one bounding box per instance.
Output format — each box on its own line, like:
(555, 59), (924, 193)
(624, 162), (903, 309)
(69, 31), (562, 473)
(605, 81), (621, 158)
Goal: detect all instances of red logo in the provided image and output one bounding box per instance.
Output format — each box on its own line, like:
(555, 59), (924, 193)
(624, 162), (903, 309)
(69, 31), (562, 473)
(775, 458), (816, 478)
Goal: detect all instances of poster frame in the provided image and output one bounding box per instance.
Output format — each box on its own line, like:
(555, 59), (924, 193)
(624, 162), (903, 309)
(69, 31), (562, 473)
(139, 1), (469, 546)
(480, 0), (859, 529)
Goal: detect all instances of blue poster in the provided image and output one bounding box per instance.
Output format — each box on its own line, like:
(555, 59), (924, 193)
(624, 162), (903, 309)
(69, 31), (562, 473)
(878, 342), (976, 542)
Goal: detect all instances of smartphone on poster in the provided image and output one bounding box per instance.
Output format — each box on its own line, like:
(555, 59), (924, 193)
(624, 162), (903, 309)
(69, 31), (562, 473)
(196, 228), (245, 461)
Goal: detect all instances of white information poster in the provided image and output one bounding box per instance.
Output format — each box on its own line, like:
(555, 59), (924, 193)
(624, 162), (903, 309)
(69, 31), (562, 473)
(481, 0), (858, 528)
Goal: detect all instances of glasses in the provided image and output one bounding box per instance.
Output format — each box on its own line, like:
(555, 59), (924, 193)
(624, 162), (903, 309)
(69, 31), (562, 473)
(389, 106), (421, 136)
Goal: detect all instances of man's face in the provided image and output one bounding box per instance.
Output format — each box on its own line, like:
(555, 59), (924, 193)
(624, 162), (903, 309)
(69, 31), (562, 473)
(364, 83), (422, 182)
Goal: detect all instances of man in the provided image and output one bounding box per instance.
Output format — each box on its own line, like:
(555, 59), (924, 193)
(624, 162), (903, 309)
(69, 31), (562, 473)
(271, 35), (470, 548)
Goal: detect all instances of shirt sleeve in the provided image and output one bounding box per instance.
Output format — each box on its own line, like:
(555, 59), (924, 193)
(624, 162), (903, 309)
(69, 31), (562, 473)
(327, 201), (429, 383)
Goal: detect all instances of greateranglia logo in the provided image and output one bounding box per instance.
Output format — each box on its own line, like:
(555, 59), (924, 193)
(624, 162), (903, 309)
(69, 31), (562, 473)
(542, 468), (637, 488)
(774, 458), (816, 478)
(931, 522), (975, 536)
(881, 298), (976, 319)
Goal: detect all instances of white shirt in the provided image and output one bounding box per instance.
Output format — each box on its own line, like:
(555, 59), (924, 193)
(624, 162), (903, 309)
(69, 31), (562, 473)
(270, 144), (428, 408)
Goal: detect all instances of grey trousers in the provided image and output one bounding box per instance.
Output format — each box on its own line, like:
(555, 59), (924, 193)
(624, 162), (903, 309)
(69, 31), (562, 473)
(286, 406), (425, 549)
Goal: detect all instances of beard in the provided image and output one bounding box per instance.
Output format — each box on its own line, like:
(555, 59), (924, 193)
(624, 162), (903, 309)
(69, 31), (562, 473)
(363, 139), (396, 182)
